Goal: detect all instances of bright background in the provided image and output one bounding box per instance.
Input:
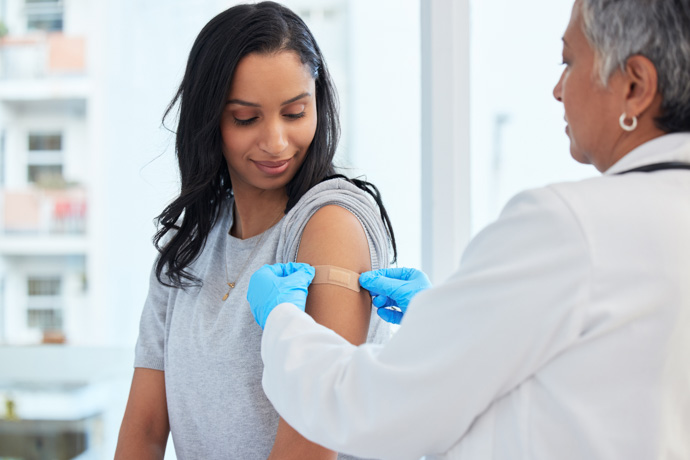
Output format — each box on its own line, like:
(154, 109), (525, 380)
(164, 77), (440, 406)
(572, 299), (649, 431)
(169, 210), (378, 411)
(0, 0), (594, 458)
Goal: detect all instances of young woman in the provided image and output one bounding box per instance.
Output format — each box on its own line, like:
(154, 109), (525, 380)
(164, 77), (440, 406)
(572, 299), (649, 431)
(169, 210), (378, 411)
(114, 2), (396, 459)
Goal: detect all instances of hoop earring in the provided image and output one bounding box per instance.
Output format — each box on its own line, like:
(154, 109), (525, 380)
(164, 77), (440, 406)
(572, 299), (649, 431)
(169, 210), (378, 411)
(619, 113), (638, 132)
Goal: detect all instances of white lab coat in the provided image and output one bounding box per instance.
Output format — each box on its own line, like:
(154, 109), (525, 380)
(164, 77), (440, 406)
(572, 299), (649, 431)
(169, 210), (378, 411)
(261, 133), (690, 460)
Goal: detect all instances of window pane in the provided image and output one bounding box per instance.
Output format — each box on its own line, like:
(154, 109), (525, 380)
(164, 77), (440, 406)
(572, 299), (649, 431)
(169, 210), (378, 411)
(29, 133), (62, 151)
(25, 0), (64, 32)
(28, 164), (63, 183)
(469, 0), (596, 234)
(28, 276), (61, 296)
(27, 308), (63, 330)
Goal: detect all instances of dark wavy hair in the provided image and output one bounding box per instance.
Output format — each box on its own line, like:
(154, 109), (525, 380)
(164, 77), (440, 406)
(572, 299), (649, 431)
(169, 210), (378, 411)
(154, 1), (396, 288)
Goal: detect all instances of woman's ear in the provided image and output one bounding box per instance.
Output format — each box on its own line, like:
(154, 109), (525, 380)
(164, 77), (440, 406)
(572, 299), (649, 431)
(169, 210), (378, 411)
(623, 55), (660, 118)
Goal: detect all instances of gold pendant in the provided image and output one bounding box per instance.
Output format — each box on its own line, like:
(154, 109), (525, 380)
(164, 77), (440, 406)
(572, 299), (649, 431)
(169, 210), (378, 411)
(222, 282), (235, 302)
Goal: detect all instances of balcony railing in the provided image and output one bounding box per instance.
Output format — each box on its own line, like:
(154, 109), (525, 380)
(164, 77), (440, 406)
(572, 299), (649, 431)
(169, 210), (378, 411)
(1, 187), (87, 235)
(0, 33), (85, 80)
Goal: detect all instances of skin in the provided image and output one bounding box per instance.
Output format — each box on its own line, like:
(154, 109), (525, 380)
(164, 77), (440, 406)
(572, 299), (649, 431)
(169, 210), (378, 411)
(553, 0), (665, 172)
(269, 203), (373, 460)
(116, 50), (371, 459)
(222, 51), (318, 239)
(115, 368), (169, 459)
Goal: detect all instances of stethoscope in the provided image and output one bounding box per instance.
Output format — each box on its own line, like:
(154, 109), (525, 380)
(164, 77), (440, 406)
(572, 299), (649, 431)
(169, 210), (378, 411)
(618, 161), (690, 175)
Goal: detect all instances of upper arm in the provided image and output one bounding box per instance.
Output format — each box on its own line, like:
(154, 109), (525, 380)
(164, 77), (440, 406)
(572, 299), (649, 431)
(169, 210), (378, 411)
(270, 205), (373, 459)
(296, 204), (373, 345)
(115, 368), (170, 459)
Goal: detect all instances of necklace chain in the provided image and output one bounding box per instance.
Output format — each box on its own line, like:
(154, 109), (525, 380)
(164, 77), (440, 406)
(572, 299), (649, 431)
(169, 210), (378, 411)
(222, 212), (283, 301)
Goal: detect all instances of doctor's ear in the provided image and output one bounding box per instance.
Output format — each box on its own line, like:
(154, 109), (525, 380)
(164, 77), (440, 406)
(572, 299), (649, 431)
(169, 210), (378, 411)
(622, 55), (661, 119)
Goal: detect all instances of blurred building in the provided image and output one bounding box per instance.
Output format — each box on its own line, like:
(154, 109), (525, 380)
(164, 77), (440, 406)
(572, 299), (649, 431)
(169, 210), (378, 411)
(0, 0), (90, 346)
(0, 1), (117, 459)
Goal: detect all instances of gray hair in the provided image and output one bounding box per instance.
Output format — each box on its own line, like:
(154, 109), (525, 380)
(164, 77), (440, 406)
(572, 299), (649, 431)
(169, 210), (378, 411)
(579, 0), (690, 132)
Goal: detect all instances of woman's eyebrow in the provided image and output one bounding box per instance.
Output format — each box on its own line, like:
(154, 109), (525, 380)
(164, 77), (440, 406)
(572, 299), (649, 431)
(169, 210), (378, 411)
(281, 92), (311, 106)
(225, 92), (312, 107)
(226, 98), (260, 107)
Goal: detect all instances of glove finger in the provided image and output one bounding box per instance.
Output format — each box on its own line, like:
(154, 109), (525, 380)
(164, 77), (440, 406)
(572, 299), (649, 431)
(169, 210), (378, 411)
(283, 262), (315, 277)
(265, 262), (310, 277)
(249, 265), (276, 285)
(372, 295), (388, 308)
(263, 263), (289, 277)
(359, 272), (410, 296)
(360, 267), (415, 283)
(287, 266), (316, 286)
(376, 307), (402, 325)
(372, 295), (398, 308)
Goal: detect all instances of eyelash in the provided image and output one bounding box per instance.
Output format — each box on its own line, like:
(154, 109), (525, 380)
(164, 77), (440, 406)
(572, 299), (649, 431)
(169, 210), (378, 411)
(233, 117), (257, 126)
(233, 112), (306, 127)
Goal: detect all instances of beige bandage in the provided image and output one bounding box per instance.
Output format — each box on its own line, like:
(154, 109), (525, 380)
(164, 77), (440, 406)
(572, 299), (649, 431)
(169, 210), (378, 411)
(311, 265), (361, 292)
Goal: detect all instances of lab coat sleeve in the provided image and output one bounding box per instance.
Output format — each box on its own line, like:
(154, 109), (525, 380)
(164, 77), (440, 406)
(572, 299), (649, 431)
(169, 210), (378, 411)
(261, 186), (591, 459)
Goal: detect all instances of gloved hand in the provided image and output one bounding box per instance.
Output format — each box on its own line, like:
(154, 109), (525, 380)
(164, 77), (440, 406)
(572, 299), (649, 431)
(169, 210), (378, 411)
(247, 262), (315, 329)
(359, 267), (432, 324)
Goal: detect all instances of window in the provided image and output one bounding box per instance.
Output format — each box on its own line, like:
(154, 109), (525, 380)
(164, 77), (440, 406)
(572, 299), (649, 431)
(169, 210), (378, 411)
(26, 276), (63, 331)
(29, 132), (62, 151)
(27, 132), (64, 185)
(25, 0), (63, 32)
(469, 0), (596, 234)
(28, 276), (61, 296)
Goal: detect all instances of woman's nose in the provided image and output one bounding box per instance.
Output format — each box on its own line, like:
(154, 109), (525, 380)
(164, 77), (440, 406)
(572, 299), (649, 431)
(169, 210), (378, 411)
(258, 121), (288, 155)
(553, 71), (564, 102)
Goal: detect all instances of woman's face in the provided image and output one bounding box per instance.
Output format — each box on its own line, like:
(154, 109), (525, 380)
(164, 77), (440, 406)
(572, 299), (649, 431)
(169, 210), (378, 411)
(553, 1), (627, 171)
(221, 51), (318, 195)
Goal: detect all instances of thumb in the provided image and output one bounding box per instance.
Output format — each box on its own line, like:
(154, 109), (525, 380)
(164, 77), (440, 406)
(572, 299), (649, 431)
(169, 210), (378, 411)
(360, 267), (414, 283)
(376, 307), (402, 325)
(287, 264), (315, 285)
(359, 273), (408, 297)
(283, 262), (315, 277)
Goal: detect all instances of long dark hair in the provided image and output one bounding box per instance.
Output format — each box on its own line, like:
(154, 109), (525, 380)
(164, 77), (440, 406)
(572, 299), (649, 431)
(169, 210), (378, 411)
(154, 1), (396, 288)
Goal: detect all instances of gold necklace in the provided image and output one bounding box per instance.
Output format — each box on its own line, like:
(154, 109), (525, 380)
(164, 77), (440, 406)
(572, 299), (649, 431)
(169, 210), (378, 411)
(222, 212), (283, 301)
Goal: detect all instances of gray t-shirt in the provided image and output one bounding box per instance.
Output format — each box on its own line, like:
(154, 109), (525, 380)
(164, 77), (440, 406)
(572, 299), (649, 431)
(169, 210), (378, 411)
(134, 179), (391, 459)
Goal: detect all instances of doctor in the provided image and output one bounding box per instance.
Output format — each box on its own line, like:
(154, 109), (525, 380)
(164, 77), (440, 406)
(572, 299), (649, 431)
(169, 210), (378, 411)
(247, 0), (690, 458)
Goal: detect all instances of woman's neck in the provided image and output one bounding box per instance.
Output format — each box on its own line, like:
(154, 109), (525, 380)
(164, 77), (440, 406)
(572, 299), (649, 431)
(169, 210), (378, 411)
(230, 187), (287, 240)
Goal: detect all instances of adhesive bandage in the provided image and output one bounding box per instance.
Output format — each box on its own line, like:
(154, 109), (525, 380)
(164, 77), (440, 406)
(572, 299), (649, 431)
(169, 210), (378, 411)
(311, 265), (361, 292)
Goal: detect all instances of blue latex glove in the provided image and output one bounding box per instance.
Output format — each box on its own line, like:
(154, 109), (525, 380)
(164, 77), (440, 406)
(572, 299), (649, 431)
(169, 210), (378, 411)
(359, 267), (432, 324)
(247, 262), (315, 329)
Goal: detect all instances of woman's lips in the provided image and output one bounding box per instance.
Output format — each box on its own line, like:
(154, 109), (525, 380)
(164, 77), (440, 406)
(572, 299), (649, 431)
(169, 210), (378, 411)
(253, 158), (291, 175)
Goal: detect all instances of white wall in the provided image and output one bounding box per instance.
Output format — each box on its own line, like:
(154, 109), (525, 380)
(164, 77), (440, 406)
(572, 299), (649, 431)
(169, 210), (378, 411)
(469, 0), (596, 234)
(2, 0), (25, 35)
(343, 0), (422, 269)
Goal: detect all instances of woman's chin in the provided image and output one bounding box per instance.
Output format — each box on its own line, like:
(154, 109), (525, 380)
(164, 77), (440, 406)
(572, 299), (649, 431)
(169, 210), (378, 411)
(569, 146), (592, 166)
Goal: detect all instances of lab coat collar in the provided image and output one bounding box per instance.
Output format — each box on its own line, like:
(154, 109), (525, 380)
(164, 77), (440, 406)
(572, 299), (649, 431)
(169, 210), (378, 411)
(604, 132), (690, 175)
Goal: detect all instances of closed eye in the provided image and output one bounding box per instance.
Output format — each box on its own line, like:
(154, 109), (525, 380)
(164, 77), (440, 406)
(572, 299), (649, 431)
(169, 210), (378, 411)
(233, 117), (258, 126)
(284, 112), (306, 120)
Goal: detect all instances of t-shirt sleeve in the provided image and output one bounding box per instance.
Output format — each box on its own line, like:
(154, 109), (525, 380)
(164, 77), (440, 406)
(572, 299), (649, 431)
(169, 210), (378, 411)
(277, 180), (390, 270)
(133, 260), (170, 370)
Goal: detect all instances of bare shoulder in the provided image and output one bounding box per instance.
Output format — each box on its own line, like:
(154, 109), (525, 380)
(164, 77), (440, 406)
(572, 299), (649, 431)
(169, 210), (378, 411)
(296, 204), (374, 345)
(297, 204), (371, 272)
